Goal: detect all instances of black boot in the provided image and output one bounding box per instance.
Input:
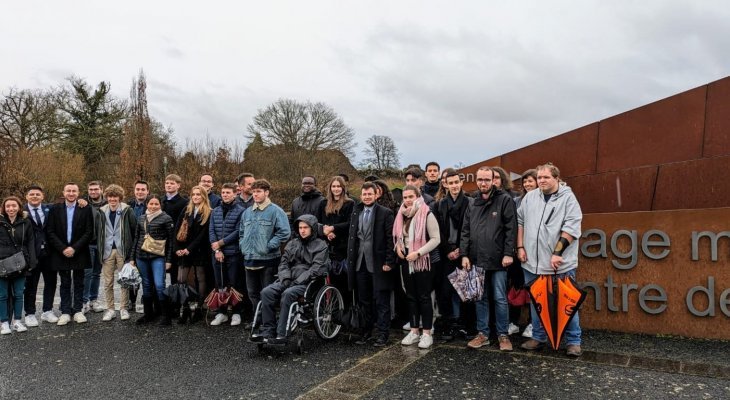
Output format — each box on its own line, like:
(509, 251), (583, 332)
(158, 299), (172, 326)
(190, 306), (203, 324)
(178, 304), (191, 324)
(136, 297), (154, 325)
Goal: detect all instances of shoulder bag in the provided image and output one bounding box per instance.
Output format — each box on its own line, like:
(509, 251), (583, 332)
(0, 224), (27, 278)
(141, 219), (166, 256)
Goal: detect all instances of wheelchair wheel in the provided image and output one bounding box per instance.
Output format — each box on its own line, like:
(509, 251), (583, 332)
(313, 285), (344, 340)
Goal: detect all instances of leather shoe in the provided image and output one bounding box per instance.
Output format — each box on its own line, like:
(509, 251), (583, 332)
(520, 339), (545, 351)
(566, 344), (582, 357)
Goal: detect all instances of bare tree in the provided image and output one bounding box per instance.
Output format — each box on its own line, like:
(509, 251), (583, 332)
(362, 134), (400, 171)
(0, 88), (63, 150)
(247, 98), (356, 158)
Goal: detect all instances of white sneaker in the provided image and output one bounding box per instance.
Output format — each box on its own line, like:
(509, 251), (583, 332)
(91, 300), (104, 313)
(82, 302), (90, 314)
(230, 314), (241, 326)
(402, 322), (411, 331)
(210, 313), (228, 326)
(57, 314), (71, 326)
(418, 333), (433, 349)
(41, 311), (59, 323)
(522, 324), (533, 338)
(508, 323), (520, 335)
(73, 312), (88, 324)
(401, 331), (421, 346)
(0, 322), (10, 335)
(24, 315), (39, 327)
(120, 309), (130, 321)
(102, 310), (116, 321)
(12, 320), (28, 332)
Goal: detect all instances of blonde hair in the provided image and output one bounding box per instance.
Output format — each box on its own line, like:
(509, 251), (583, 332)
(184, 185), (212, 224)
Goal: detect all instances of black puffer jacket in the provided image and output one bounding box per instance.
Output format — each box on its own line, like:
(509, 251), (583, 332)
(0, 213), (37, 273)
(130, 212), (175, 262)
(277, 214), (329, 286)
(290, 190), (324, 231)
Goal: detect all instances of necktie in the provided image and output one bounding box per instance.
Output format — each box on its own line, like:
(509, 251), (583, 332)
(34, 208), (43, 225)
(364, 208), (371, 226)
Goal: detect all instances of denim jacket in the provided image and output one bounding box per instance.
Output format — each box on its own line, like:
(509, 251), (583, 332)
(238, 199), (291, 261)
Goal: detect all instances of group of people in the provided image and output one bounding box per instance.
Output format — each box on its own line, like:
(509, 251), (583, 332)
(0, 162), (583, 356)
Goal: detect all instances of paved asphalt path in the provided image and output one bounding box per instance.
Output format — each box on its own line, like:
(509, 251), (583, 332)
(1, 316), (375, 400)
(364, 346), (730, 400)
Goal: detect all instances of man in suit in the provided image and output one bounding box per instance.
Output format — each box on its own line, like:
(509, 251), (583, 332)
(22, 185), (57, 326)
(46, 182), (94, 325)
(347, 182), (396, 347)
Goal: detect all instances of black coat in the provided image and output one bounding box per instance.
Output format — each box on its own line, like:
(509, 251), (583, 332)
(130, 213), (175, 263)
(46, 202), (94, 271)
(278, 215), (329, 285)
(163, 194), (189, 226)
(317, 198), (355, 261)
(291, 190), (324, 231)
(174, 210), (212, 267)
(0, 214), (37, 272)
(346, 202), (396, 291)
(459, 187), (517, 271)
(436, 191), (473, 258)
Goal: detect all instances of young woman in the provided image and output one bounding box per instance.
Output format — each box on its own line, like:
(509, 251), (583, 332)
(317, 176), (355, 301)
(373, 180), (398, 212)
(510, 169), (538, 338)
(393, 185), (440, 349)
(130, 195), (175, 325)
(174, 186), (212, 324)
(0, 197), (36, 335)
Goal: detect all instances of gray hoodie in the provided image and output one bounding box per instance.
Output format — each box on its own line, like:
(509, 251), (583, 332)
(517, 183), (582, 275)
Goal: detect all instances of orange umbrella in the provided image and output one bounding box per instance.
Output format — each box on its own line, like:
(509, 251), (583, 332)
(528, 274), (586, 350)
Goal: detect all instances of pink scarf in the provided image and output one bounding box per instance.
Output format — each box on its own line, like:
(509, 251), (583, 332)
(393, 198), (430, 272)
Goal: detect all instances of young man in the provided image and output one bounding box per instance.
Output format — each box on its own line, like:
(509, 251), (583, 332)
(199, 173), (221, 209)
(22, 185), (57, 326)
(82, 181), (107, 314)
(235, 172), (255, 209)
(46, 183), (94, 325)
(404, 168), (435, 208)
(126, 180), (149, 313)
(434, 168), (473, 340)
(239, 179), (290, 320)
(255, 214), (328, 344)
(518, 163), (583, 357)
(95, 184), (137, 321)
(162, 174), (189, 286)
(423, 161), (441, 198)
(128, 180), (150, 219)
(347, 182), (396, 347)
(460, 166), (517, 351)
(290, 175), (324, 232)
(208, 183), (245, 326)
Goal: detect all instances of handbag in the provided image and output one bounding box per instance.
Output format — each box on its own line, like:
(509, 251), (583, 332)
(508, 287), (530, 306)
(176, 216), (189, 242)
(0, 252), (27, 278)
(0, 223), (27, 278)
(141, 219), (166, 256)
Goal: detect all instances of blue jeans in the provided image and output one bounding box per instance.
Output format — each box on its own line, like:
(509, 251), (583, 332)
(0, 276), (26, 322)
(476, 269), (508, 336)
(523, 268), (582, 346)
(83, 245), (102, 303)
(136, 257), (167, 301)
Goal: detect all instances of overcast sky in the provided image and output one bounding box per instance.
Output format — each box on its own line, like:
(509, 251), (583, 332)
(2, 1), (729, 169)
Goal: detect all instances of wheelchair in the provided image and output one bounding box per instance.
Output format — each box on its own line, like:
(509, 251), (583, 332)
(249, 275), (344, 354)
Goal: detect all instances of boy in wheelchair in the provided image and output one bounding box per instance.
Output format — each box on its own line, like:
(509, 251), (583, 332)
(252, 214), (329, 344)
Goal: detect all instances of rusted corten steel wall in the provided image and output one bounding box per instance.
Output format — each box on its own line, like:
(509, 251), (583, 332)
(457, 77), (730, 339)
(459, 76), (730, 213)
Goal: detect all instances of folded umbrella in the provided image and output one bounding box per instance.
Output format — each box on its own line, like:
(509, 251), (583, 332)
(165, 283), (198, 305)
(527, 274), (586, 350)
(117, 263), (142, 289)
(448, 266), (485, 302)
